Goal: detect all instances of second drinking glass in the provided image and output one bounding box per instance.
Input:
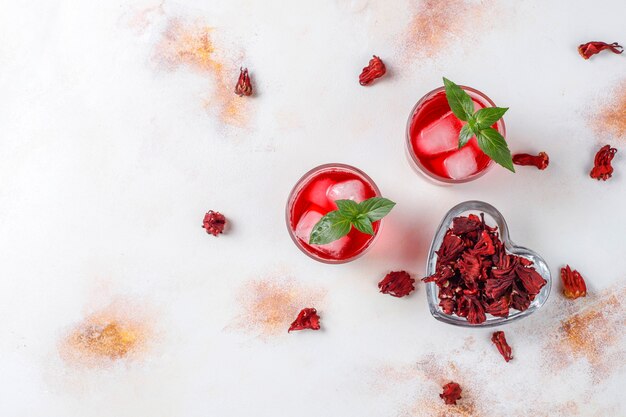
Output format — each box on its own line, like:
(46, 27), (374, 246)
(406, 85), (506, 184)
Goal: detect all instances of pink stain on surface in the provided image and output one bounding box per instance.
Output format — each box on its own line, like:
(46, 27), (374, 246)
(59, 300), (154, 368)
(153, 18), (249, 126)
(541, 286), (626, 381)
(230, 275), (325, 339)
(405, 0), (495, 59)
(591, 80), (626, 142)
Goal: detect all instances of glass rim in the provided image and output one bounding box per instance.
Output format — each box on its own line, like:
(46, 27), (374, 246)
(285, 163), (382, 264)
(405, 85), (507, 184)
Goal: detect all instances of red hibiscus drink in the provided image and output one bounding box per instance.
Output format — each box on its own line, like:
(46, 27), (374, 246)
(286, 164), (382, 263)
(406, 86), (506, 183)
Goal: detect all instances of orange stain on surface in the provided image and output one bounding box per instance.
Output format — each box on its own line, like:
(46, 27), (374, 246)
(405, 0), (493, 59)
(546, 290), (625, 379)
(153, 18), (247, 126)
(373, 354), (485, 417)
(60, 302), (152, 367)
(593, 81), (626, 141)
(408, 401), (479, 417)
(231, 277), (325, 338)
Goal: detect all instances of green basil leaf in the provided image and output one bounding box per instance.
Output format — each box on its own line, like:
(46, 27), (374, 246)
(476, 128), (515, 173)
(334, 199), (360, 219)
(458, 123), (474, 149)
(309, 211), (352, 245)
(352, 216), (374, 235)
(358, 197), (396, 222)
(474, 107), (508, 129)
(443, 77), (474, 122)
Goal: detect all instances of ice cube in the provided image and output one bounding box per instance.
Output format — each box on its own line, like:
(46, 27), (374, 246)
(295, 210), (324, 243)
(305, 178), (334, 209)
(326, 180), (366, 204)
(295, 209), (350, 256)
(417, 111), (463, 156)
(444, 146), (479, 179)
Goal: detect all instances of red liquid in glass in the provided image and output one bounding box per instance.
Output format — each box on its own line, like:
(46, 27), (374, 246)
(289, 167), (379, 261)
(409, 89), (503, 180)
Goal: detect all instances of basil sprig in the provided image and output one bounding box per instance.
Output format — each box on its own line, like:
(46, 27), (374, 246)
(309, 197), (395, 245)
(443, 77), (515, 172)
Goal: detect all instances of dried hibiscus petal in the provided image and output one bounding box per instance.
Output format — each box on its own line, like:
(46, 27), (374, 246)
(516, 265), (547, 295)
(457, 253), (481, 285)
(435, 232), (465, 265)
(512, 152), (549, 170)
(465, 295), (486, 324)
(288, 308), (320, 332)
(202, 210), (226, 236)
(455, 296), (469, 318)
(452, 214), (481, 235)
(440, 382), (462, 405)
(590, 145), (617, 181)
(491, 331), (513, 362)
(510, 285), (531, 311)
(359, 55), (386, 86)
(561, 265), (587, 299)
(485, 297), (510, 318)
(485, 274), (514, 300)
(439, 299), (456, 315)
(578, 41), (623, 60)
(234, 67), (253, 97)
(422, 265), (455, 287)
(379, 271), (415, 297)
(471, 230), (495, 256)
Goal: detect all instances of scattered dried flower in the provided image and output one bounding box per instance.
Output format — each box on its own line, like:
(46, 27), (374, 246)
(589, 145), (617, 181)
(202, 210), (226, 236)
(561, 265), (587, 299)
(440, 381), (462, 405)
(288, 308), (321, 332)
(378, 271), (416, 297)
(491, 331), (513, 362)
(578, 41), (623, 60)
(512, 152), (549, 170)
(423, 214), (546, 324)
(359, 55), (386, 86)
(235, 67), (253, 97)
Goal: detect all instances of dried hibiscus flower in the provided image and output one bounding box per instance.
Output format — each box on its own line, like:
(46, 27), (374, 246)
(359, 55), (386, 86)
(485, 297), (510, 318)
(288, 308), (320, 332)
(202, 210), (226, 236)
(491, 331), (513, 362)
(440, 382), (462, 405)
(378, 271), (415, 297)
(422, 213), (546, 324)
(578, 41), (623, 60)
(465, 295), (486, 325)
(512, 152), (549, 170)
(590, 145), (617, 181)
(561, 265), (587, 299)
(235, 67), (253, 97)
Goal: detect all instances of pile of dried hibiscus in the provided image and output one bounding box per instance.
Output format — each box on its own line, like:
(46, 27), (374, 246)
(423, 214), (547, 324)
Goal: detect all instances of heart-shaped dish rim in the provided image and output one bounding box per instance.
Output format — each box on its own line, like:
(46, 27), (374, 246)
(425, 200), (552, 328)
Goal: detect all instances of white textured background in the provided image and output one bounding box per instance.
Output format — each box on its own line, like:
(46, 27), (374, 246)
(0, 1), (624, 416)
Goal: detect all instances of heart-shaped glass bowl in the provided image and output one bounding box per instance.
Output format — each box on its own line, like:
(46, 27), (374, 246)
(425, 200), (552, 327)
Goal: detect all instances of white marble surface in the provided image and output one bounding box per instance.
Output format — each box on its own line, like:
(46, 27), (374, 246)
(1, 1), (625, 416)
